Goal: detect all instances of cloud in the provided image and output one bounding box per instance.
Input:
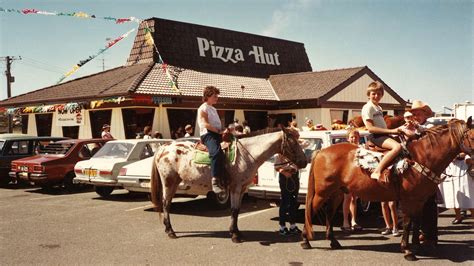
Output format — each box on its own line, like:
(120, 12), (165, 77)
(261, 0), (316, 37)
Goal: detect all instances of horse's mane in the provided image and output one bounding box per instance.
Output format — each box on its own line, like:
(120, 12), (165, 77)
(236, 127), (281, 139)
(412, 119), (466, 148)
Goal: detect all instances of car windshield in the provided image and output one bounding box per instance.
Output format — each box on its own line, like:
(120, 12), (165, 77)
(0, 141), (4, 152)
(39, 143), (74, 155)
(93, 142), (134, 159)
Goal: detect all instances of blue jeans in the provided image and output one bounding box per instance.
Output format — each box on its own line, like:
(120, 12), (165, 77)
(201, 132), (225, 179)
(279, 172), (300, 226)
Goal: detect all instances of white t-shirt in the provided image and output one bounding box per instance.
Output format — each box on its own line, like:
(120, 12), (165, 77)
(361, 101), (387, 129)
(198, 102), (222, 136)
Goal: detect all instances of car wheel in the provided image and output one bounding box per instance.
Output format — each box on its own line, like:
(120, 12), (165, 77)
(95, 186), (114, 197)
(0, 177), (11, 187)
(207, 190), (230, 208)
(63, 172), (76, 193)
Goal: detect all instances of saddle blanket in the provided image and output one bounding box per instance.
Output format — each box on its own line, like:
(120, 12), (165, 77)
(193, 139), (236, 165)
(355, 148), (408, 175)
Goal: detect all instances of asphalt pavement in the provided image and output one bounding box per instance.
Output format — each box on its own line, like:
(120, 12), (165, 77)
(0, 184), (473, 265)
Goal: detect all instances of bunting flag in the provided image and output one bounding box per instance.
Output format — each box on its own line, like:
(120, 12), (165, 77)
(0, 7), (142, 24)
(144, 27), (154, 46)
(56, 28), (136, 84)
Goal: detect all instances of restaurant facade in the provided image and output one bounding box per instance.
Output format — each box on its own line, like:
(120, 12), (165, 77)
(0, 18), (406, 139)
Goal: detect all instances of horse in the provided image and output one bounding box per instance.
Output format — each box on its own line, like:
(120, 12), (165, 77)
(348, 114), (405, 129)
(150, 127), (308, 243)
(301, 118), (473, 261)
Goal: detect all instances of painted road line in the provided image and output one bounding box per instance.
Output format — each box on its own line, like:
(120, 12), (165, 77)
(30, 194), (70, 201)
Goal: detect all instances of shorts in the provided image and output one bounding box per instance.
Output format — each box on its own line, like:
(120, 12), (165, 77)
(368, 134), (390, 147)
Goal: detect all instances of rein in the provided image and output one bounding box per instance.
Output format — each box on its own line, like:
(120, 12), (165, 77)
(410, 122), (471, 184)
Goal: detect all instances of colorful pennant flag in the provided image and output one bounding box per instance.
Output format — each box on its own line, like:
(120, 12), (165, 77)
(56, 28), (136, 84)
(1, 7), (142, 24)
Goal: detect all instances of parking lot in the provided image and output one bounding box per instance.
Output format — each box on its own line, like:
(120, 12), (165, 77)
(1, 184), (473, 265)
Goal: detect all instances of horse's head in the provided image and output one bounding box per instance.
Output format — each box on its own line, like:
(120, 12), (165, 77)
(459, 116), (473, 156)
(281, 127), (308, 169)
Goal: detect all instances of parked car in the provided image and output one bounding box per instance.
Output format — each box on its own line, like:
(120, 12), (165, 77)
(248, 130), (369, 203)
(73, 139), (169, 197)
(0, 134), (68, 186)
(9, 139), (108, 191)
(117, 138), (230, 207)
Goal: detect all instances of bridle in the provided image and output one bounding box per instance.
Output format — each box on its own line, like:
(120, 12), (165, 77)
(412, 125), (472, 184)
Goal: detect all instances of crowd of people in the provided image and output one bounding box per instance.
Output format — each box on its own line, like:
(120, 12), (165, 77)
(99, 83), (472, 241)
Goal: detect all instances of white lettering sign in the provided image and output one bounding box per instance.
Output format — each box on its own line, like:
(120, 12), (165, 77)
(196, 37), (279, 65)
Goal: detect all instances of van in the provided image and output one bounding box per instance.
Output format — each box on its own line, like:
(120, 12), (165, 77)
(248, 130), (369, 203)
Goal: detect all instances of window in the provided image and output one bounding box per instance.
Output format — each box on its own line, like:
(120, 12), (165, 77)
(93, 142), (134, 159)
(301, 138), (323, 162)
(167, 109), (197, 139)
(122, 108), (155, 139)
(35, 114), (53, 136)
(62, 126), (79, 139)
(139, 144), (155, 160)
(21, 115), (28, 134)
(8, 140), (30, 155)
(330, 110), (349, 124)
(89, 110), (112, 138)
(244, 111), (268, 131)
(78, 145), (92, 159)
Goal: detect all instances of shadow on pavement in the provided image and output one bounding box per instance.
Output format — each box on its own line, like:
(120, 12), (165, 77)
(175, 229), (302, 245)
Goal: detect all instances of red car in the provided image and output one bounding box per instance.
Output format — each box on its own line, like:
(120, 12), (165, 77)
(10, 139), (107, 191)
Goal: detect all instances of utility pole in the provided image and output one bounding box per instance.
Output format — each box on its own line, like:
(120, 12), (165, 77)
(2, 56), (21, 133)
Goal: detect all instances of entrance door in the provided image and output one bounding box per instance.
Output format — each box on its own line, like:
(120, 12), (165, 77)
(89, 110), (112, 138)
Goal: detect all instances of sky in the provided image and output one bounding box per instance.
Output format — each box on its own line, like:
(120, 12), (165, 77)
(0, 0), (472, 114)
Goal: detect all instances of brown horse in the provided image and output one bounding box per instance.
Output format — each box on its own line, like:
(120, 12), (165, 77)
(150, 127), (307, 243)
(301, 118), (473, 261)
(349, 114), (405, 129)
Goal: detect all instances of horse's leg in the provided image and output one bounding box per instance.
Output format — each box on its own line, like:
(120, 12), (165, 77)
(325, 192), (344, 249)
(411, 216), (421, 252)
(163, 179), (180, 239)
(301, 194), (326, 249)
(401, 215), (417, 261)
(229, 187), (243, 243)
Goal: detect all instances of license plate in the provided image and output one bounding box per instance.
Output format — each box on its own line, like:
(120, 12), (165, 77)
(140, 181), (151, 188)
(19, 172), (28, 178)
(84, 169), (97, 177)
(20, 166), (28, 172)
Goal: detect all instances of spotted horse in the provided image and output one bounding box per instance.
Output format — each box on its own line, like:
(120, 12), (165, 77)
(150, 127), (308, 243)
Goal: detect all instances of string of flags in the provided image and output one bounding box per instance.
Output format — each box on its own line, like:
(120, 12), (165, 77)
(56, 28), (136, 84)
(1, 6), (182, 94)
(0, 7), (141, 24)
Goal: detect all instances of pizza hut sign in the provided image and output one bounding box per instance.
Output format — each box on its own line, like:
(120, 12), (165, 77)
(197, 37), (281, 65)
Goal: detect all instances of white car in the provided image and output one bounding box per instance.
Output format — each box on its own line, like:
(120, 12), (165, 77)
(73, 139), (171, 197)
(248, 130), (369, 203)
(117, 138), (231, 207)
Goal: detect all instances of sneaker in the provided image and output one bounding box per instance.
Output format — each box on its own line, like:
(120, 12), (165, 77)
(211, 177), (225, 194)
(381, 228), (392, 235)
(392, 228), (401, 237)
(289, 226), (302, 235)
(279, 228), (290, 236)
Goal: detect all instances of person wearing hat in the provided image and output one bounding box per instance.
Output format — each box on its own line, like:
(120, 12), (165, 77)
(101, 124), (114, 140)
(399, 111), (419, 139)
(408, 100), (438, 245)
(184, 124), (193, 137)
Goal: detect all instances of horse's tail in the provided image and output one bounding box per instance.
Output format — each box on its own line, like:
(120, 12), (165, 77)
(304, 150), (319, 240)
(150, 154), (163, 214)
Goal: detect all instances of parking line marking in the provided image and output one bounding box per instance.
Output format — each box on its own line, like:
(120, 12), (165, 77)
(126, 204), (154, 212)
(30, 195), (70, 201)
(239, 207), (275, 219)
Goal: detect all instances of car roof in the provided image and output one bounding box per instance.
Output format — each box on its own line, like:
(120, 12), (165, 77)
(105, 139), (173, 144)
(54, 138), (107, 144)
(0, 134), (68, 141)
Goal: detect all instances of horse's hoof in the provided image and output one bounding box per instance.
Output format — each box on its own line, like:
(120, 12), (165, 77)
(330, 240), (342, 249)
(167, 232), (178, 239)
(404, 254), (418, 261)
(231, 235), (242, 243)
(301, 241), (312, 250)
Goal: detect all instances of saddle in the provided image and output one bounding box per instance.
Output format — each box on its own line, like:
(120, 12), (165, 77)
(193, 132), (237, 165)
(355, 146), (409, 184)
(194, 131), (233, 152)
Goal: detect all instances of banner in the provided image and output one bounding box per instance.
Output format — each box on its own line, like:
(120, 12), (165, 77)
(56, 109), (84, 126)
